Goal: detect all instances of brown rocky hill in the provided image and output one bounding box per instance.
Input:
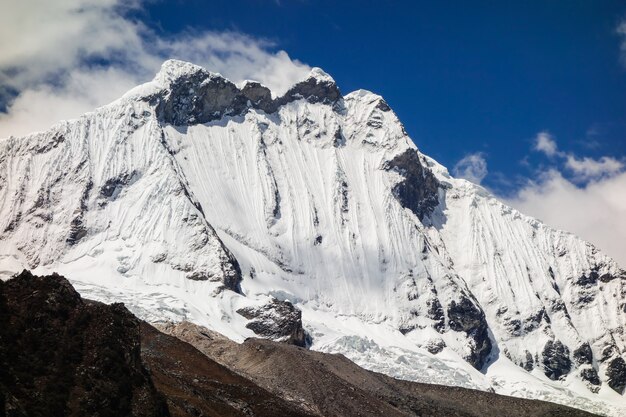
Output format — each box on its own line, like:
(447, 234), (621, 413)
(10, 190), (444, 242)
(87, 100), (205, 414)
(0, 271), (599, 417)
(0, 271), (312, 417)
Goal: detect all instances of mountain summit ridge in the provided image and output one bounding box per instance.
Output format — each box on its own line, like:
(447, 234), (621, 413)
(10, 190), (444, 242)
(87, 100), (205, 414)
(0, 60), (625, 416)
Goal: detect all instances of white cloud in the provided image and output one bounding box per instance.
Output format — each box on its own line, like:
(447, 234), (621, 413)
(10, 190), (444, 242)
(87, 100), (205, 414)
(505, 170), (626, 268)
(534, 131), (558, 157)
(565, 155), (624, 181)
(0, 67), (141, 138)
(453, 152), (488, 184)
(0, 0), (146, 92)
(156, 33), (311, 96)
(530, 131), (624, 182)
(0, 0), (311, 139)
(617, 19), (626, 67)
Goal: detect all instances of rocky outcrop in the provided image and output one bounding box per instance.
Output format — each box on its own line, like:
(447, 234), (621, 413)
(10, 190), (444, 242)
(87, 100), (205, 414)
(156, 70), (246, 125)
(277, 69), (341, 106)
(580, 368), (601, 386)
(573, 343), (593, 365)
(573, 344), (599, 386)
(542, 340), (572, 380)
(384, 149), (439, 221)
(0, 271), (316, 417)
(154, 62), (341, 126)
(0, 270), (169, 417)
(240, 81), (274, 111)
(446, 296), (492, 369)
(606, 357), (626, 393)
(237, 299), (308, 347)
(100, 170), (140, 200)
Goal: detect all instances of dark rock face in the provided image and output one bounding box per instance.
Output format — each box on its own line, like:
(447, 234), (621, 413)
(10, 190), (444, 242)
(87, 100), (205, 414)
(66, 180), (93, 245)
(221, 256), (243, 293)
(100, 170), (139, 200)
(157, 72), (246, 125)
(577, 270), (599, 286)
(66, 214), (88, 245)
(240, 81), (274, 111)
(504, 317), (522, 337)
(521, 351), (535, 371)
(384, 149), (439, 221)
(575, 266), (625, 287)
(606, 357), (626, 393)
(573, 343), (593, 365)
(427, 297), (445, 332)
(237, 299), (308, 347)
(182, 248), (242, 294)
(155, 68), (341, 126)
(523, 307), (549, 333)
(277, 74), (341, 106)
(0, 270), (169, 417)
(0, 271), (314, 417)
(599, 269), (624, 283)
(542, 340), (572, 380)
(425, 339), (446, 354)
(447, 296), (492, 369)
(580, 368), (601, 386)
(375, 98), (391, 112)
(333, 127), (346, 147)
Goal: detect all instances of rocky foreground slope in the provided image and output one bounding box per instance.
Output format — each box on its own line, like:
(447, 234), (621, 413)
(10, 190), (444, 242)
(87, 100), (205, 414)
(0, 59), (625, 414)
(0, 271), (598, 417)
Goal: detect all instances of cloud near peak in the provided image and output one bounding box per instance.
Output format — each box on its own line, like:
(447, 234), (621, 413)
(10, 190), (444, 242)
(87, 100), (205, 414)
(531, 131), (624, 182)
(0, 0), (311, 139)
(617, 18), (626, 67)
(453, 152), (488, 184)
(565, 155), (624, 181)
(534, 131), (558, 157)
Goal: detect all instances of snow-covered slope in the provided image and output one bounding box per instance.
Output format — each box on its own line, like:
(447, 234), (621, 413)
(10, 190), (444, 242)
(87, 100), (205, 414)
(1, 59), (625, 415)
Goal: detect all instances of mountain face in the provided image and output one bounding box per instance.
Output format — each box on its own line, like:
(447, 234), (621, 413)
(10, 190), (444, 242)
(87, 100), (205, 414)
(0, 59), (625, 415)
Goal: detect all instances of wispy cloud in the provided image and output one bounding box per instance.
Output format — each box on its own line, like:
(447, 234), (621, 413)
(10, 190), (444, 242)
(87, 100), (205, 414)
(453, 152), (488, 184)
(617, 19), (626, 67)
(531, 132), (624, 181)
(565, 155), (624, 181)
(533, 131), (558, 157)
(0, 0), (311, 138)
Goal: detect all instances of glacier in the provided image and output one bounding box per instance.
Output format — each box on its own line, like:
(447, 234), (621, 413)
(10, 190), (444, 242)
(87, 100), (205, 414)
(1, 59), (625, 416)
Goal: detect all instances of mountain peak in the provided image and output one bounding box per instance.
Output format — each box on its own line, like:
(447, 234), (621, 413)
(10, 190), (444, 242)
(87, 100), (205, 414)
(152, 60), (338, 101)
(307, 67), (335, 84)
(280, 66), (340, 106)
(155, 59), (217, 87)
(143, 59), (343, 125)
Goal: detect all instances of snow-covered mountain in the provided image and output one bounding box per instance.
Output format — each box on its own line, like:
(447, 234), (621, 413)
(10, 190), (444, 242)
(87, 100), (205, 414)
(1, 59), (625, 415)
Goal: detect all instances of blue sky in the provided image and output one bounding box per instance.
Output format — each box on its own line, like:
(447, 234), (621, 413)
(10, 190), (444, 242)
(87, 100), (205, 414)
(1, 0), (625, 264)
